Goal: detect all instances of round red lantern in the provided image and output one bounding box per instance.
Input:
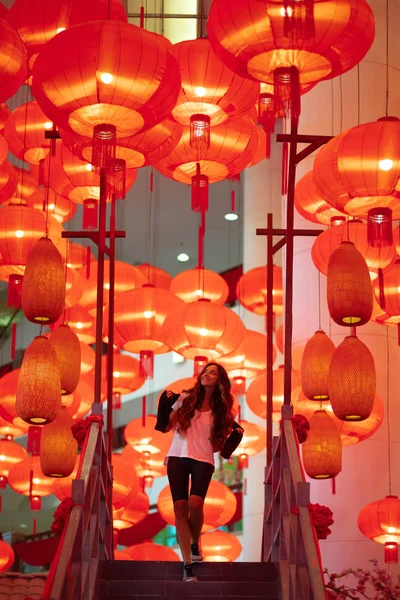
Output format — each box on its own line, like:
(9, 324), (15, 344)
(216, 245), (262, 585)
(246, 367), (300, 422)
(16, 335), (61, 425)
(171, 268), (229, 305)
(124, 415), (172, 456)
(329, 335), (376, 422)
(0, 369), (20, 422)
(8, 0), (127, 70)
(121, 445), (166, 482)
(158, 479), (237, 531)
(358, 495), (400, 563)
(0, 540), (14, 573)
(79, 342), (95, 375)
(4, 101), (53, 165)
(218, 329), (271, 380)
(0, 202), (46, 265)
(62, 386), (82, 419)
(40, 406), (78, 477)
(66, 243), (94, 271)
(237, 265), (283, 316)
(8, 455), (55, 499)
(312, 220), (395, 277)
(232, 419), (266, 467)
(54, 304), (96, 345)
(276, 324), (284, 355)
(200, 531), (242, 562)
(295, 170), (347, 225)
(52, 459), (79, 501)
(113, 489), (150, 530)
(32, 21), (181, 141)
(327, 242), (373, 326)
(26, 188), (77, 223)
(15, 167), (39, 200)
(161, 300), (246, 361)
(69, 377), (94, 420)
(122, 542), (180, 562)
(163, 377), (197, 395)
(0, 133), (7, 166)
(0, 162), (17, 205)
(373, 258), (400, 323)
(137, 263), (172, 290)
(78, 260), (145, 315)
(302, 410), (342, 479)
(0, 18), (27, 103)
(65, 267), (84, 308)
(0, 103), (10, 131)
(101, 352), (145, 398)
(112, 453), (139, 510)
(301, 331), (335, 400)
(0, 416), (29, 438)
(49, 325), (81, 395)
(22, 237), (65, 324)
(0, 438), (28, 484)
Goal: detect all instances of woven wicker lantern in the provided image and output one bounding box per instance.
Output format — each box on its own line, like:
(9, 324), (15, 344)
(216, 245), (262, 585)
(22, 237), (65, 324)
(329, 335), (376, 422)
(236, 265), (283, 316)
(200, 531), (242, 563)
(0, 438), (28, 485)
(113, 489), (150, 531)
(327, 242), (373, 326)
(16, 336), (61, 425)
(302, 410), (342, 479)
(112, 453), (139, 510)
(49, 325), (81, 395)
(358, 495), (400, 563)
(40, 406), (78, 478)
(301, 331), (335, 400)
(0, 540), (14, 573)
(171, 268), (229, 304)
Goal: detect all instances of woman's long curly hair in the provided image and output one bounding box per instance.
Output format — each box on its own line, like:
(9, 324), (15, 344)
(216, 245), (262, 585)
(175, 362), (235, 451)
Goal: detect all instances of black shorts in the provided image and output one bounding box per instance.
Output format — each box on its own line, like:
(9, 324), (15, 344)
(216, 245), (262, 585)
(167, 457), (215, 503)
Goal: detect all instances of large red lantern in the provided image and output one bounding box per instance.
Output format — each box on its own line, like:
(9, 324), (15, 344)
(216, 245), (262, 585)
(4, 101), (52, 165)
(0, 369), (20, 422)
(32, 21), (181, 161)
(295, 171), (348, 225)
(218, 329), (272, 381)
(0, 540), (14, 573)
(237, 265), (283, 316)
(373, 259), (400, 323)
(53, 304), (96, 345)
(200, 531), (242, 563)
(66, 243), (94, 271)
(0, 103), (10, 131)
(137, 263), (172, 290)
(26, 188), (77, 223)
(232, 419), (266, 468)
(124, 416), (172, 457)
(112, 453), (139, 510)
(65, 267), (84, 308)
(0, 202), (46, 266)
(246, 367), (300, 422)
(170, 268), (229, 304)
(8, 455), (55, 507)
(0, 18), (27, 103)
(15, 166), (39, 200)
(121, 542), (180, 562)
(0, 161), (17, 204)
(358, 496), (400, 564)
(0, 416), (29, 438)
(161, 300), (246, 362)
(121, 445), (166, 485)
(0, 438), (28, 486)
(8, 0), (127, 70)
(101, 352), (145, 398)
(207, 0), (374, 120)
(113, 489), (150, 530)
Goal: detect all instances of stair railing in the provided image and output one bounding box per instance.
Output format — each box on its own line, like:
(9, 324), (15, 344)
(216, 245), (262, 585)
(263, 405), (327, 600)
(42, 404), (113, 600)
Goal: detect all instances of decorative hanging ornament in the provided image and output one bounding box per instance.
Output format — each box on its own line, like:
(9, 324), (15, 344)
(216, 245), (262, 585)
(170, 268), (229, 304)
(0, 18), (27, 103)
(0, 438), (28, 487)
(358, 495), (400, 564)
(236, 265), (283, 316)
(302, 410), (342, 480)
(16, 336), (61, 425)
(295, 171), (348, 225)
(8, 455), (55, 509)
(207, 0), (374, 122)
(137, 263), (172, 290)
(22, 237), (65, 324)
(327, 242), (373, 327)
(0, 540), (15, 574)
(328, 334), (376, 422)
(301, 331), (335, 401)
(246, 366), (300, 421)
(200, 531), (242, 563)
(4, 101), (52, 166)
(40, 406), (78, 477)
(49, 325), (81, 395)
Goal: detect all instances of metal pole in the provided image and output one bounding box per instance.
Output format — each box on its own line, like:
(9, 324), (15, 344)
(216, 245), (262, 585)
(106, 194), (116, 464)
(266, 213), (274, 464)
(283, 118), (299, 405)
(94, 168), (107, 406)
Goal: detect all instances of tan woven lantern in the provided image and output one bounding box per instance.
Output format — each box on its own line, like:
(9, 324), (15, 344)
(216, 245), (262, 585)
(40, 406), (78, 477)
(329, 335), (376, 422)
(327, 241), (373, 326)
(301, 331), (335, 400)
(302, 410), (342, 479)
(16, 335), (61, 424)
(22, 237), (66, 324)
(49, 324), (81, 395)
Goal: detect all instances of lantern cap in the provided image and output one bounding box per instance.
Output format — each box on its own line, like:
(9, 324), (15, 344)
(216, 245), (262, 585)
(386, 495), (399, 499)
(142, 283), (155, 288)
(377, 116), (399, 122)
(197, 297), (211, 303)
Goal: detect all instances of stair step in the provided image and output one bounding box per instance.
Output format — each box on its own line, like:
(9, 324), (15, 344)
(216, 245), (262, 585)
(101, 561), (277, 582)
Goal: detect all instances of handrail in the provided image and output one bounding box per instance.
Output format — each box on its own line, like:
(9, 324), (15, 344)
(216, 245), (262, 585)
(42, 404), (113, 600)
(263, 404), (327, 600)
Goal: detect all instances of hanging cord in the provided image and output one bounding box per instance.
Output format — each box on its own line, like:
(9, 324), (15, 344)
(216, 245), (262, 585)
(44, 153), (53, 237)
(19, 85), (31, 205)
(339, 76), (343, 132)
(386, 328), (392, 494)
(357, 64), (361, 126)
(318, 271), (322, 330)
(331, 80), (334, 135)
(385, 0), (389, 116)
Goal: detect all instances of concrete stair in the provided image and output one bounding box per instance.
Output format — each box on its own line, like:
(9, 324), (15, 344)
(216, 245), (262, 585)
(99, 560), (279, 600)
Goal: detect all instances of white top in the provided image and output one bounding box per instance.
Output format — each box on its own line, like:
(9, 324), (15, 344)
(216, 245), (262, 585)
(165, 394), (215, 466)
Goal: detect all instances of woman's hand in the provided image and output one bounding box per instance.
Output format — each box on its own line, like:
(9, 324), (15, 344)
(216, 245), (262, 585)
(165, 390), (174, 398)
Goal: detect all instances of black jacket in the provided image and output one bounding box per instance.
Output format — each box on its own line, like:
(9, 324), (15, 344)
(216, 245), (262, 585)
(155, 390), (244, 460)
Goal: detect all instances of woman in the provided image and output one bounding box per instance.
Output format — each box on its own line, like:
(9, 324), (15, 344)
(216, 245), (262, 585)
(162, 362), (244, 583)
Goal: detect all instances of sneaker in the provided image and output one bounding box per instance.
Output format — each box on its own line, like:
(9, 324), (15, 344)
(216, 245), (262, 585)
(183, 563), (197, 582)
(190, 543), (203, 563)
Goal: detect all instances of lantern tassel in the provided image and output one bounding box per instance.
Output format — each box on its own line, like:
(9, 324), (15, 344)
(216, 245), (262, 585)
(257, 93), (275, 159)
(86, 246), (91, 279)
(107, 159), (126, 200)
(331, 477), (336, 495)
(191, 164), (209, 212)
(385, 542), (398, 564)
(238, 453), (249, 469)
(367, 208), (393, 248)
(0, 476), (7, 490)
(112, 392), (121, 410)
(284, 0), (315, 40)
(142, 396), (146, 427)
(92, 124), (117, 170)
(232, 376), (246, 396)
(231, 190), (235, 213)
(274, 66), (301, 124)
(27, 426), (42, 456)
(139, 350), (154, 380)
(378, 268), (386, 310)
(140, 5), (145, 28)
(7, 274), (23, 309)
(11, 323), (16, 360)
(82, 199), (98, 230)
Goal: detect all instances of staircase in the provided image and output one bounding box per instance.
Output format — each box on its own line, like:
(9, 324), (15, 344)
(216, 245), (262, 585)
(99, 560), (279, 600)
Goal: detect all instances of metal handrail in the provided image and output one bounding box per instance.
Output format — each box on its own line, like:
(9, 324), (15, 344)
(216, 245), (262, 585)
(42, 405), (113, 600)
(263, 405), (327, 600)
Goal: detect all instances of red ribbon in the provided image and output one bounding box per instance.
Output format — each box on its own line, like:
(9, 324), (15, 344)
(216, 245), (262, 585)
(292, 502), (334, 540)
(51, 497), (84, 536)
(71, 415), (104, 446)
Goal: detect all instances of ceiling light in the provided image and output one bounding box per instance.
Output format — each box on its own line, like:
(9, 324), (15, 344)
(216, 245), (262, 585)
(172, 352), (185, 364)
(177, 253), (190, 262)
(224, 212), (239, 221)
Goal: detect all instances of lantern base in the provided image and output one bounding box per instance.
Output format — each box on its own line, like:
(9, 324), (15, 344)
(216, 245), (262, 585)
(194, 356), (208, 377)
(385, 541), (398, 564)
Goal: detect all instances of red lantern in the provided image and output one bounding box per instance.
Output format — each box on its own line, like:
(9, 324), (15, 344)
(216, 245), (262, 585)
(0, 133), (7, 166)
(112, 453), (139, 510)
(0, 103), (10, 132)
(237, 265), (283, 316)
(79, 342), (95, 375)
(0, 369), (20, 422)
(295, 171), (348, 225)
(52, 459), (79, 501)
(0, 202), (46, 265)
(200, 531), (242, 563)
(231, 419), (266, 466)
(124, 415), (172, 457)
(246, 367), (300, 422)
(69, 378), (94, 419)
(8, 455), (55, 502)
(113, 489), (150, 530)
(0, 162), (17, 204)
(66, 243), (94, 271)
(121, 542), (180, 562)
(161, 300), (246, 361)
(15, 166), (40, 200)
(158, 479), (236, 531)
(49, 325), (81, 395)
(137, 263), (172, 290)
(101, 352), (145, 398)
(26, 188), (77, 223)
(358, 495), (400, 564)
(0, 540), (14, 573)
(219, 329), (272, 380)
(301, 331), (335, 401)
(121, 446), (166, 483)
(52, 304), (96, 345)
(4, 101), (53, 165)
(207, 0), (374, 121)
(0, 416), (29, 438)
(373, 259), (400, 323)
(32, 21), (181, 153)
(170, 268), (229, 304)
(0, 438), (28, 485)
(8, 0), (127, 70)
(312, 219), (395, 277)
(78, 260), (145, 316)
(40, 406), (78, 477)
(0, 18), (27, 103)
(65, 267), (84, 308)
(276, 324), (284, 355)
